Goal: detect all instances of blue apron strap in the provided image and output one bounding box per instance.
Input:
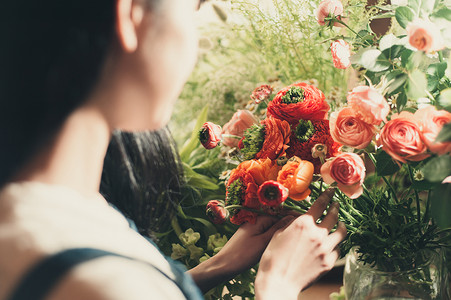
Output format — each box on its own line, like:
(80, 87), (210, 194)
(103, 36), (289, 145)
(7, 248), (194, 300)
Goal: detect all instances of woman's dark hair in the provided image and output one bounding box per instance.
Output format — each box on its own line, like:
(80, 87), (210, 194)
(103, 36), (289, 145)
(0, 1), (117, 187)
(0, 0), (161, 188)
(100, 127), (184, 237)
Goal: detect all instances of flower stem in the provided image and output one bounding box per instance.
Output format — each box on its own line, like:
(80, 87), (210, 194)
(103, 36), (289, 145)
(221, 134), (243, 140)
(367, 152), (399, 203)
(407, 165), (422, 226)
(171, 217), (184, 238)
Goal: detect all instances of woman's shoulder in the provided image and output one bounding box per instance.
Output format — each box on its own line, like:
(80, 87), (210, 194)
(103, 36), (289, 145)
(46, 254), (187, 300)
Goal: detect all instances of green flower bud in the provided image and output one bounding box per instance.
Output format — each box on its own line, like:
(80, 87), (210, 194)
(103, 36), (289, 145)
(179, 228), (201, 246)
(170, 243), (188, 260)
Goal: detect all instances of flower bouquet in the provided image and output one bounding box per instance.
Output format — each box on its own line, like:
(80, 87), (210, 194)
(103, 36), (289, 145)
(198, 0), (451, 298)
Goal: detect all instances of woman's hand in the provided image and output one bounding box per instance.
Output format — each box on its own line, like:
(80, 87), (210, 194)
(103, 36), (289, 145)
(188, 214), (293, 292)
(255, 188), (347, 299)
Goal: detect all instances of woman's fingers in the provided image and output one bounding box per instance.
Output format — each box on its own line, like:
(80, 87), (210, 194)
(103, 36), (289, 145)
(318, 201), (339, 231)
(305, 188), (335, 220)
(327, 221), (347, 249)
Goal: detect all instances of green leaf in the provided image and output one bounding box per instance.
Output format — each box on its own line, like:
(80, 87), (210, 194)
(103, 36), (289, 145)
(397, 92), (408, 110)
(411, 179), (438, 190)
(405, 51), (424, 71)
(385, 71), (408, 95)
(379, 34), (404, 51)
(427, 62), (447, 91)
(183, 162), (219, 190)
(421, 155), (451, 182)
(431, 8), (451, 22)
(400, 49), (414, 68)
(382, 45), (405, 60)
(435, 122), (451, 143)
(179, 105), (209, 161)
(354, 48), (391, 72)
(375, 150), (400, 176)
(431, 183), (451, 228)
(439, 88), (451, 110)
(395, 6), (415, 29)
(407, 69), (427, 99)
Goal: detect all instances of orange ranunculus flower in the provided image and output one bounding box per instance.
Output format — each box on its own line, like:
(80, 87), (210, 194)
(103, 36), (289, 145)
(240, 158), (281, 186)
(378, 111), (429, 163)
(277, 157), (314, 201)
(415, 105), (451, 155)
(226, 158), (281, 225)
(330, 107), (376, 149)
(255, 117), (291, 160)
(267, 82), (329, 124)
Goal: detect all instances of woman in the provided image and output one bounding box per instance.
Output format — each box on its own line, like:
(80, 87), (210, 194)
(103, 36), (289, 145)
(0, 0), (346, 299)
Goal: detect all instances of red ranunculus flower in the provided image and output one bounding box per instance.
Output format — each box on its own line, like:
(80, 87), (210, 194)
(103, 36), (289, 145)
(199, 122), (222, 149)
(241, 117), (291, 160)
(267, 82), (329, 124)
(206, 200), (229, 224)
(286, 119), (341, 173)
(257, 180), (289, 207)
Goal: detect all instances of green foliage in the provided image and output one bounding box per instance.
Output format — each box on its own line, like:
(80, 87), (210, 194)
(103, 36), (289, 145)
(431, 184), (451, 228)
(241, 124), (266, 160)
(421, 155), (451, 182)
(375, 150), (400, 176)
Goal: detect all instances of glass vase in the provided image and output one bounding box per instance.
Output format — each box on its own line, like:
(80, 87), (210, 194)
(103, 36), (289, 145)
(343, 248), (449, 300)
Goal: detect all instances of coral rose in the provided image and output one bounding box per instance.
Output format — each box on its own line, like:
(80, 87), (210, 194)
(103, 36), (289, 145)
(257, 180), (289, 207)
(277, 156), (314, 201)
(407, 18), (444, 53)
(378, 111), (429, 163)
(330, 107), (376, 149)
(286, 119), (341, 173)
(222, 110), (259, 148)
(331, 39), (351, 69)
(267, 82), (329, 124)
(415, 105), (451, 155)
(199, 122), (222, 149)
(240, 117), (291, 160)
(320, 153), (365, 199)
(347, 85), (390, 126)
(316, 0), (344, 27)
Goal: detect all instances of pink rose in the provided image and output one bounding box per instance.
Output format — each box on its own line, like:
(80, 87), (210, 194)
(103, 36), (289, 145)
(347, 86), (390, 126)
(331, 39), (351, 69)
(330, 107), (376, 149)
(415, 105), (451, 155)
(199, 122), (222, 150)
(378, 111), (429, 163)
(316, 0), (344, 27)
(407, 18), (444, 53)
(320, 152), (365, 199)
(222, 110), (259, 148)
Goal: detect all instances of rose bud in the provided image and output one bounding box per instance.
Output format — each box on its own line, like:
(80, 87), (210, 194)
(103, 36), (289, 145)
(316, 0), (344, 27)
(331, 39), (351, 69)
(206, 200), (229, 224)
(251, 84), (273, 104)
(257, 180), (289, 207)
(199, 122), (222, 150)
